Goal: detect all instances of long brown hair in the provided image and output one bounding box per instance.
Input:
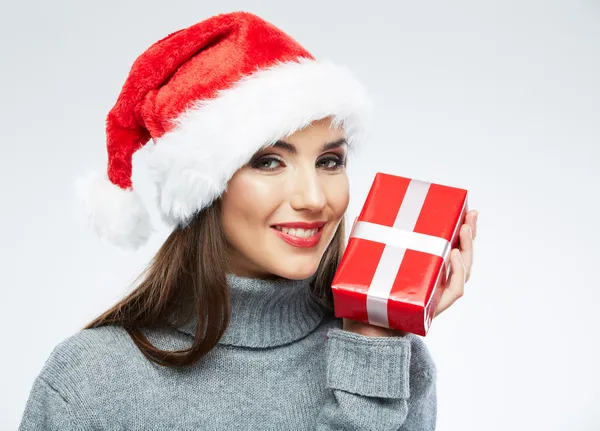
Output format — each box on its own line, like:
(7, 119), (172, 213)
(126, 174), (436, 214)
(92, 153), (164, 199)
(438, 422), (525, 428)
(82, 198), (346, 368)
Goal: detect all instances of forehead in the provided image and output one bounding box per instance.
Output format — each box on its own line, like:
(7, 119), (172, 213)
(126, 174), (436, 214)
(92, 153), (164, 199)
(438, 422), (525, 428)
(275, 117), (346, 148)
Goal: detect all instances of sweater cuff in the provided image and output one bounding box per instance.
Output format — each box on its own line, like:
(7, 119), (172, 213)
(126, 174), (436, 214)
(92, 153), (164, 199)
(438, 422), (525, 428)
(325, 327), (411, 399)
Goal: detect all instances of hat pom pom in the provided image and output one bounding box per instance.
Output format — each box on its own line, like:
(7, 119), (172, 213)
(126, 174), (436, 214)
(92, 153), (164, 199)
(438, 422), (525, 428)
(75, 172), (153, 249)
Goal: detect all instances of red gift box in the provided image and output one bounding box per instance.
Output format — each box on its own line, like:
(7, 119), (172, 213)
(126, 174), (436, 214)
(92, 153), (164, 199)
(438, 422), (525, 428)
(332, 173), (469, 336)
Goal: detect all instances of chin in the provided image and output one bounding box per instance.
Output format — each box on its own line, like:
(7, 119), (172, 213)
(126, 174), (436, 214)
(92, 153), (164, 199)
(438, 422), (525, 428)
(270, 259), (320, 281)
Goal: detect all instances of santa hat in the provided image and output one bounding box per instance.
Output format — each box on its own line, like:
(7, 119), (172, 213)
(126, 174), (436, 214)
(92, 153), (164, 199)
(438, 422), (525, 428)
(77, 11), (373, 249)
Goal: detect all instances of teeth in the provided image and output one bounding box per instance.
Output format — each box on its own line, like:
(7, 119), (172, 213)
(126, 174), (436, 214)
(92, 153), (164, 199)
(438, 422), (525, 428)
(274, 226), (319, 238)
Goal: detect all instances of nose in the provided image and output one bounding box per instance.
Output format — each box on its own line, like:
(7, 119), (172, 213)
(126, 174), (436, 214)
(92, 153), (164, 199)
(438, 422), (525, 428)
(289, 168), (327, 213)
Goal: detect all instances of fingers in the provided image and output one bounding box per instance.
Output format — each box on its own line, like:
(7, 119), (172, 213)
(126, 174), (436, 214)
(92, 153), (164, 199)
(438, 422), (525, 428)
(467, 209), (478, 240)
(433, 209), (478, 319)
(459, 223), (474, 282)
(459, 209), (478, 282)
(435, 249), (465, 317)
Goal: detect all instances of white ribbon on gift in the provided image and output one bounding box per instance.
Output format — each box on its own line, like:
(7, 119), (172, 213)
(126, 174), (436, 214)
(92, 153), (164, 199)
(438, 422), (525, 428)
(349, 179), (453, 330)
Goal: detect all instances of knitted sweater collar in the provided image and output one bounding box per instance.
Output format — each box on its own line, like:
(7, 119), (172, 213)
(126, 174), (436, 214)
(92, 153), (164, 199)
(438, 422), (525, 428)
(176, 273), (327, 348)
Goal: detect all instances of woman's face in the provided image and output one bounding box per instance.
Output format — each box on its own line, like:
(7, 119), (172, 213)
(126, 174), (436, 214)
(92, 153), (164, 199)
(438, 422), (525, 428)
(221, 116), (349, 280)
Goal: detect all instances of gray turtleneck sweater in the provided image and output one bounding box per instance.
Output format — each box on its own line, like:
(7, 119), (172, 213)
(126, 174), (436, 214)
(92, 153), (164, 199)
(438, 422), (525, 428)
(19, 274), (437, 430)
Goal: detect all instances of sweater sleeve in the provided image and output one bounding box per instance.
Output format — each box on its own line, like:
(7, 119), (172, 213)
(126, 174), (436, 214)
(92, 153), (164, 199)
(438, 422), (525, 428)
(18, 375), (83, 431)
(314, 327), (436, 431)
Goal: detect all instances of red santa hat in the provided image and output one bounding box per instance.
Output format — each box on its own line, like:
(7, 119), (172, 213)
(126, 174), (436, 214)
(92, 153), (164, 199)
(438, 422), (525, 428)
(77, 11), (372, 249)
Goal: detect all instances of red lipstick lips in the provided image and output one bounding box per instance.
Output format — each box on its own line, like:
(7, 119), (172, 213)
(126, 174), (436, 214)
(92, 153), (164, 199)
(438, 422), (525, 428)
(271, 221), (326, 248)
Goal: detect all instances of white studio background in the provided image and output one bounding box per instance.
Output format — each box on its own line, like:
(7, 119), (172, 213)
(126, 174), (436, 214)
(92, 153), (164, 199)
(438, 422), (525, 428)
(1, 1), (598, 430)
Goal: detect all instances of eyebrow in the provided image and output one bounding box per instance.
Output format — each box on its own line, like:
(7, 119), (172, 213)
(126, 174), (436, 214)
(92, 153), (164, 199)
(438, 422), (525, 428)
(271, 138), (348, 154)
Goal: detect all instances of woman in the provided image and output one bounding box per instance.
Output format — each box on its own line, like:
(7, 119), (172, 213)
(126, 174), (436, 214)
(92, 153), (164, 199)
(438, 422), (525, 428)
(19, 11), (478, 430)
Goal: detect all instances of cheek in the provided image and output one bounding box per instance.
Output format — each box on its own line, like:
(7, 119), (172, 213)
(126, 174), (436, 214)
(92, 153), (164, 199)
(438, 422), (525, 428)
(324, 175), (350, 216)
(221, 174), (282, 234)
(238, 175), (284, 204)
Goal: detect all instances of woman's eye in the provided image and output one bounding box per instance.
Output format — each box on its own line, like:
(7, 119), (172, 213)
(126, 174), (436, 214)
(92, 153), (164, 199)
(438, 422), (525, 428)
(317, 155), (345, 170)
(251, 156), (282, 170)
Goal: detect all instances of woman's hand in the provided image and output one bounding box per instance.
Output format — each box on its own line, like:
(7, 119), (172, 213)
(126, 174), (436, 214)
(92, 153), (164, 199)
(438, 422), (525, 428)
(434, 209), (478, 318)
(342, 209), (479, 337)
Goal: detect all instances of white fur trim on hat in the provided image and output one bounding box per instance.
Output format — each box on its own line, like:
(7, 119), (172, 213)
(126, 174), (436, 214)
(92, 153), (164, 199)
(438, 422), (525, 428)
(147, 57), (373, 227)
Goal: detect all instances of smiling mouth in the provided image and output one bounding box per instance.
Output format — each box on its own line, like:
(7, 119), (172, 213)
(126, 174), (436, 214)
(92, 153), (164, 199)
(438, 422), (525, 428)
(270, 223), (326, 248)
(272, 225), (323, 238)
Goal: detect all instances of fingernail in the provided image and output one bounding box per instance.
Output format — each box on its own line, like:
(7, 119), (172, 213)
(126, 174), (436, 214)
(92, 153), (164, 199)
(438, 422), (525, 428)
(467, 225), (473, 238)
